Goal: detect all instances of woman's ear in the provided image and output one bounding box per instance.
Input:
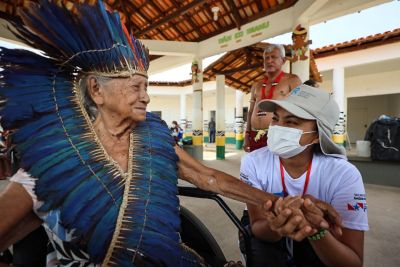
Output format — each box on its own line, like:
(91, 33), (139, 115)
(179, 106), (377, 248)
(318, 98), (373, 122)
(87, 76), (104, 105)
(312, 135), (320, 144)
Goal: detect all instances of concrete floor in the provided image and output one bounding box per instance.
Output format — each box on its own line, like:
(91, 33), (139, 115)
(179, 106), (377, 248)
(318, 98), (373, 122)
(1, 144), (399, 266)
(180, 144), (400, 267)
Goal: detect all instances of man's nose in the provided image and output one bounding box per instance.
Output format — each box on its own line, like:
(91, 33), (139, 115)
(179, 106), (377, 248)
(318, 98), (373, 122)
(141, 90), (150, 103)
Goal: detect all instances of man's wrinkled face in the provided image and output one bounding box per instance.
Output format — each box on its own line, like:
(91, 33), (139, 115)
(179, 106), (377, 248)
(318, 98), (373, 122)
(263, 48), (285, 73)
(101, 75), (150, 123)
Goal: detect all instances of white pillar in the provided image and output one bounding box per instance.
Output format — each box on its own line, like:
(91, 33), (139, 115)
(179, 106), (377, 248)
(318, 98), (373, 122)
(192, 58), (203, 159)
(332, 67), (345, 112)
(235, 90), (244, 150)
(180, 94), (187, 132)
(332, 67), (347, 146)
(282, 60), (290, 73)
(216, 75), (225, 159)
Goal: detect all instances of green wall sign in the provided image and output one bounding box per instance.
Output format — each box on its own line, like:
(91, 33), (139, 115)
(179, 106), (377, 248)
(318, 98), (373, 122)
(218, 21), (270, 45)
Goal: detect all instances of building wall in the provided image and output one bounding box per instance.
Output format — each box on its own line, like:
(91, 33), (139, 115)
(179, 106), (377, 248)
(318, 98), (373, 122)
(347, 94), (400, 142)
(388, 94), (400, 117)
(148, 86), (252, 132)
(320, 68), (400, 142)
(147, 42), (400, 141)
(147, 95), (180, 128)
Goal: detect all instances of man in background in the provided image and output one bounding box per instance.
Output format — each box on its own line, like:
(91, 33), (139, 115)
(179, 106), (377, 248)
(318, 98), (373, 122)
(244, 44), (301, 152)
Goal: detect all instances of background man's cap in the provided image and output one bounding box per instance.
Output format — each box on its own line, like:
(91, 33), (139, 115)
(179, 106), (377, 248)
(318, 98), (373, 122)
(258, 84), (346, 158)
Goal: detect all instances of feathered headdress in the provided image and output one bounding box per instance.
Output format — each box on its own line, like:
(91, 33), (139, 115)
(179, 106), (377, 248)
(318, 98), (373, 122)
(10, 0), (149, 77)
(0, 1), (190, 265)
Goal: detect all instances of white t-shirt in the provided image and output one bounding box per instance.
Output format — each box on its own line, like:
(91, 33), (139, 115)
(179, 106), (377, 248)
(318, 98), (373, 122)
(240, 147), (369, 231)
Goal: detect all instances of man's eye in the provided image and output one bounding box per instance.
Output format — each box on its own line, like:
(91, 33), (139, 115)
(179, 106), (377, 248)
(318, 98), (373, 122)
(272, 117), (278, 121)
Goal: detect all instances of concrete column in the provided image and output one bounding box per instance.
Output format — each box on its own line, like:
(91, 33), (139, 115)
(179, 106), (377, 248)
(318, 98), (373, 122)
(216, 75), (225, 159)
(332, 67), (347, 147)
(180, 94), (187, 135)
(192, 59), (203, 159)
(332, 67), (345, 112)
(282, 60), (290, 74)
(235, 90), (244, 150)
(290, 24), (310, 82)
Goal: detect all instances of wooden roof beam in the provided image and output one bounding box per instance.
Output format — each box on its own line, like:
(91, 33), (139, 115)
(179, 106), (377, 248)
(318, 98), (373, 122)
(119, 0), (133, 34)
(124, 1), (169, 39)
(226, 75), (250, 89)
(217, 62), (263, 76)
(135, 0), (208, 36)
(146, 0), (186, 41)
(255, 0), (265, 12)
(170, 0), (203, 38)
(226, 0), (243, 30)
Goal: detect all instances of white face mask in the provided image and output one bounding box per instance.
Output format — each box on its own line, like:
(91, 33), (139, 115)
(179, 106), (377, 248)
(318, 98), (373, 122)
(267, 125), (316, 158)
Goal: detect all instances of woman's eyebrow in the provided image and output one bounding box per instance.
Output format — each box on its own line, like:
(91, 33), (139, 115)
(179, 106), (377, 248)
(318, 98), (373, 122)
(283, 115), (300, 120)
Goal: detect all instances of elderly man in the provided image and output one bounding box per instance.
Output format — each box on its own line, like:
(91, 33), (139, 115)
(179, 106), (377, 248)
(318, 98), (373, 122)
(244, 44), (301, 152)
(0, 1), (339, 266)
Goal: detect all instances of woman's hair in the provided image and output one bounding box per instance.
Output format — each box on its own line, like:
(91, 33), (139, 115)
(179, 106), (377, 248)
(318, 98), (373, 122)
(77, 75), (113, 120)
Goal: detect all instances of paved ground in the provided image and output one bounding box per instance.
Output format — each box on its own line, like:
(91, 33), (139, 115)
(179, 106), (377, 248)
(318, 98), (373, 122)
(181, 144), (400, 267)
(1, 144), (399, 266)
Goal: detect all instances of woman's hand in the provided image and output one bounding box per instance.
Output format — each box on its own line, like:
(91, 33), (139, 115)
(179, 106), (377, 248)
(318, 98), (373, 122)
(302, 194), (343, 236)
(268, 196), (317, 241)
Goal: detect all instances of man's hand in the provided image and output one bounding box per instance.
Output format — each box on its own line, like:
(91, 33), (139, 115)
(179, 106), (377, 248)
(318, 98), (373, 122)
(266, 196), (317, 241)
(267, 206), (314, 241)
(302, 195), (343, 236)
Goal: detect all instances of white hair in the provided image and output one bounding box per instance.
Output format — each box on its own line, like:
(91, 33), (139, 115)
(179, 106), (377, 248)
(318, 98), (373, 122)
(264, 44), (285, 58)
(77, 75), (113, 120)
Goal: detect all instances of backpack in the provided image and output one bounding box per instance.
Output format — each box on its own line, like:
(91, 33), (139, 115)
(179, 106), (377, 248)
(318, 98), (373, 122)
(365, 115), (400, 161)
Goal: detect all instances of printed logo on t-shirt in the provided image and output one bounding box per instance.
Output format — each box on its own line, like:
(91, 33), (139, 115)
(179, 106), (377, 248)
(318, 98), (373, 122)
(291, 86), (301, 95)
(353, 193), (366, 201)
(347, 202), (368, 212)
(240, 172), (252, 186)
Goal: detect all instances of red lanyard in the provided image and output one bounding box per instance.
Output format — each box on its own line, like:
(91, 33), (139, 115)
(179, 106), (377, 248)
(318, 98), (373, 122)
(261, 71), (285, 99)
(279, 159), (312, 197)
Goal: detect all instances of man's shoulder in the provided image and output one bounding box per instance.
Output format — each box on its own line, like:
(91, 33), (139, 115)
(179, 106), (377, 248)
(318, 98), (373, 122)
(282, 72), (300, 81)
(250, 79), (264, 90)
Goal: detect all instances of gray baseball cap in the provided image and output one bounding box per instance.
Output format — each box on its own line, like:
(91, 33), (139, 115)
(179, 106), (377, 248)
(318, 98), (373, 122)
(258, 84), (346, 158)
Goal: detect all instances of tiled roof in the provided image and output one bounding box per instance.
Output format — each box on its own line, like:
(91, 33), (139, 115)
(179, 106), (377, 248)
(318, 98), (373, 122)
(313, 28), (400, 58)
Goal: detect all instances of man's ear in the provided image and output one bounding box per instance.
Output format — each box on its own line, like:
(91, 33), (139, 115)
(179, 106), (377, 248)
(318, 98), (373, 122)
(87, 76), (104, 105)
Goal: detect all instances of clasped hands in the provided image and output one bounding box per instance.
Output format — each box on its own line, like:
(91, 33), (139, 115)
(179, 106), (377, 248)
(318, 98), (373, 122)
(262, 195), (343, 241)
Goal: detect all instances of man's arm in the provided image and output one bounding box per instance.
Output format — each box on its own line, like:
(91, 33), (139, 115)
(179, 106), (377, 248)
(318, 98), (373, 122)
(245, 82), (259, 132)
(175, 145), (276, 209)
(243, 83), (258, 151)
(288, 74), (302, 91)
(0, 182), (41, 250)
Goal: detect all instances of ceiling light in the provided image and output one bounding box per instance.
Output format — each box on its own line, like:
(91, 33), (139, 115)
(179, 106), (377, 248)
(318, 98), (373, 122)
(211, 6), (220, 21)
